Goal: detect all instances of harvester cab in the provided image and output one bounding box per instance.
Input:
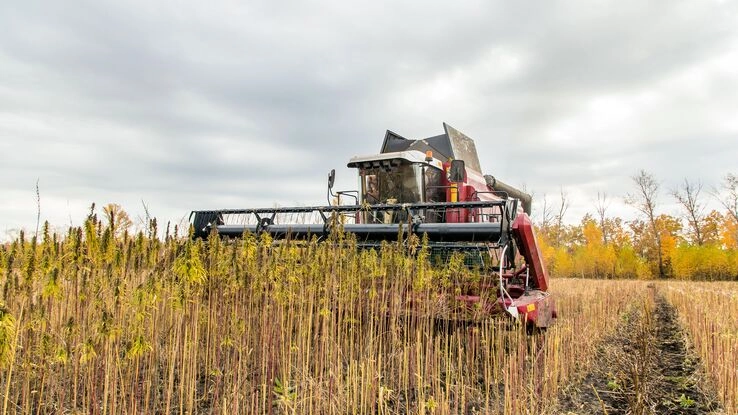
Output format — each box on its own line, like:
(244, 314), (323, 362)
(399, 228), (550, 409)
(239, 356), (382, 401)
(190, 123), (557, 329)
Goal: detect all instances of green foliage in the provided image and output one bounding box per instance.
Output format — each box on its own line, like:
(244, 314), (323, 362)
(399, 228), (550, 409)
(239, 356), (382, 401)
(606, 379), (621, 391)
(678, 393), (696, 408)
(273, 377), (297, 402)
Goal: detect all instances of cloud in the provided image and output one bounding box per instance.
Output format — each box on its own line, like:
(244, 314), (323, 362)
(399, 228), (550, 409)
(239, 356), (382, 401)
(1, 0), (737, 237)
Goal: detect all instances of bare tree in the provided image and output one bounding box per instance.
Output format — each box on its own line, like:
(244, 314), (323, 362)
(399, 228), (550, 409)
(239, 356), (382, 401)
(717, 173), (738, 223)
(625, 170), (664, 278)
(539, 193), (554, 231)
(556, 187), (569, 227)
(595, 192), (610, 244)
(671, 178), (705, 245)
(554, 187), (569, 247)
(716, 173), (738, 246)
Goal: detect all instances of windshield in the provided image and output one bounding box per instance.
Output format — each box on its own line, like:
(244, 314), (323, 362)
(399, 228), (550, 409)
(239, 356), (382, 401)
(358, 162), (444, 223)
(360, 163), (445, 204)
(361, 163), (425, 204)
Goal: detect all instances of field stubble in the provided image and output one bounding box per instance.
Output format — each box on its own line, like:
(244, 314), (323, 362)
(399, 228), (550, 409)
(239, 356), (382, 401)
(661, 281), (738, 414)
(559, 285), (725, 415)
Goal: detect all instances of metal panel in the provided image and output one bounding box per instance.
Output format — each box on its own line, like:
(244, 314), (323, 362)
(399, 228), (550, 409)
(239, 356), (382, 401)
(378, 124), (479, 169)
(511, 213), (549, 291)
(443, 123), (482, 173)
(380, 130), (412, 153)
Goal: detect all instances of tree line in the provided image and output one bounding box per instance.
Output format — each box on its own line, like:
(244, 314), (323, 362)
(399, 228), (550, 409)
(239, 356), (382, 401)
(536, 172), (738, 280)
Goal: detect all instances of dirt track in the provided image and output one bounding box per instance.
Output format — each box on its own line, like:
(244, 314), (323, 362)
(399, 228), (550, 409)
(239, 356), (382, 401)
(558, 288), (722, 414)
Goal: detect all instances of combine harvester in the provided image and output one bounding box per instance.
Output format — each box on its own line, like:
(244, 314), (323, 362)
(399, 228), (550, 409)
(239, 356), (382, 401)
(191, 123), (556, 329)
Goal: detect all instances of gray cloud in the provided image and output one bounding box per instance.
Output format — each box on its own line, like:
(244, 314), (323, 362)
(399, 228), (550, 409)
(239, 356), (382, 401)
(2, 0), (737, 236)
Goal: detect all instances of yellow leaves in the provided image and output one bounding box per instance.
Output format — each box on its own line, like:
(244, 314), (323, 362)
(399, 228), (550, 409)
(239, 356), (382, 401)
(537, 232), (555, 266)
(613, 246), (650, 280)
(582, 220), (603, 248)
(0, 305), (17, 369)
(434, 251), (467, 290)
(423, 395), (438, 412)
(126, 335), (153, 360)
(702, 210), (724, 246)
(130, 285), (157, 323)
(544, 226), (650, 279)
(54, 345), (69, 365)
(239, 233), (259, 265)
(220, 337), (234, 348)
(655, 214), (683, 272)
(537, 212), (738, 280)
(173, 241), (207, 286)
(41, 268), (63, 300)
(671, 245), (733, 281)
(552, 247), (574, 277)
(720, 214), (738, 249)
(169, 285), (186, 311)
(79, 339), (97, 364)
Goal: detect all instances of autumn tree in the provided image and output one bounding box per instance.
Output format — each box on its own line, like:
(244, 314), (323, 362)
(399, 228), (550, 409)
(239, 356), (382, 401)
(599, 217), (629, 250)
(579, 216), (616, 278)
(532, 172), (737, 280)
(656, 214), (683, 269)
(626, 170), (665, 278)
(701, 210), (724, 246)
(719, 211), (738, 249)
(671, 178), (706, 245)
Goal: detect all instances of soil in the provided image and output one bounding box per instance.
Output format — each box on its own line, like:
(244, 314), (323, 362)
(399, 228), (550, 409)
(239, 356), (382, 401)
(557, 288), (722, 415)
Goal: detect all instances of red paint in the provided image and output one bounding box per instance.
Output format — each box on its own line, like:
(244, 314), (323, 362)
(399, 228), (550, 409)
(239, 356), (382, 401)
(434, 160), (556, 328)
(511, 213), (549, 292)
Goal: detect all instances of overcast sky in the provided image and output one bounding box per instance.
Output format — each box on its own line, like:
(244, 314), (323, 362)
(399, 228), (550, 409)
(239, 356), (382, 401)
(2, 0), (737, 238)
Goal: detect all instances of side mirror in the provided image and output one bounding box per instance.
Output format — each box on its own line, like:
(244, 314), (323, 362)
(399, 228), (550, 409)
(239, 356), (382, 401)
(328, 169), (336, 190)
(449, 160), (465, 182)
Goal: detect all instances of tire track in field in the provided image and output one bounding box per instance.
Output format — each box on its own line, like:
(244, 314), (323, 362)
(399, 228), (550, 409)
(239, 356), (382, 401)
(557, 287), (722, 415)
(651, 294), (722, 414)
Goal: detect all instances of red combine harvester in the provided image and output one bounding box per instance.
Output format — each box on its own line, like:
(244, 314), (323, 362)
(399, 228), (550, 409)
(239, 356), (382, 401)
(191, 123), (557, 329)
